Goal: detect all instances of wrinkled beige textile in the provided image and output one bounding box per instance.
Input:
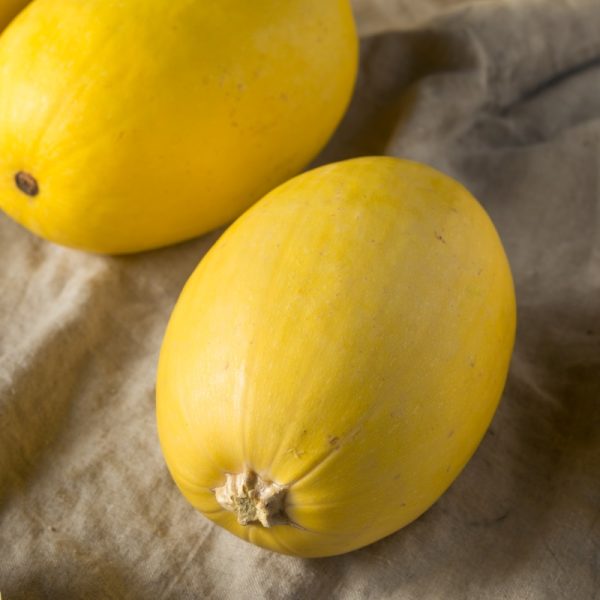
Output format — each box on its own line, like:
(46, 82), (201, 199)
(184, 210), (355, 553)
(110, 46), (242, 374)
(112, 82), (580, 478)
(1, 0), (600, 598)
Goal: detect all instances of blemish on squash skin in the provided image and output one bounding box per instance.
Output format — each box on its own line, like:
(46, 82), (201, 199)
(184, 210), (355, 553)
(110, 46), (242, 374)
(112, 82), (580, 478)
(434, 231), (446, 244)
(447, 429), (455, 438)
(328, 435), (340, 448)
(286, 448), (305, 459)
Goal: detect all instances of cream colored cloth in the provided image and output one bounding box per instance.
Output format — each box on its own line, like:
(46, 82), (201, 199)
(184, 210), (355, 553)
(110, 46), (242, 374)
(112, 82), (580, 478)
(2, 0), (599, 597)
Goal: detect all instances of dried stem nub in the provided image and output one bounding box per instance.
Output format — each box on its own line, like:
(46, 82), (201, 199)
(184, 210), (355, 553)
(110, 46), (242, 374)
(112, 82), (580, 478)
(215, 470), (288, 528)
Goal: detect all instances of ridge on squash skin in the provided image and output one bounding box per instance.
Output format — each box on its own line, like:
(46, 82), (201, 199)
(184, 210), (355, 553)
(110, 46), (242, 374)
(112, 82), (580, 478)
(156, 157), (516, 558)
(0, 0), (357, 253)
(0, 0), (29, 31)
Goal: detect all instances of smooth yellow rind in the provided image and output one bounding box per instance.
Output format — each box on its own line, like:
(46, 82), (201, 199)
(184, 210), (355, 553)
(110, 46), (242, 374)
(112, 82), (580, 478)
(156, 157), (516, 557)
(0, 0), (357, 253)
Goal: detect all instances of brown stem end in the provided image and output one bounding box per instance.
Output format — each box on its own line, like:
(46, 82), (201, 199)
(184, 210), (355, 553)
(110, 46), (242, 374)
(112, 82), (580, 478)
(15, 172), (39, 197)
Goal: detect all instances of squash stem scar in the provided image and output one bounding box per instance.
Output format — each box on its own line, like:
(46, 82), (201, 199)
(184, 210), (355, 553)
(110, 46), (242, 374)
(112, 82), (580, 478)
(15, 171), (39, 197)
(214, 470), (289, 528)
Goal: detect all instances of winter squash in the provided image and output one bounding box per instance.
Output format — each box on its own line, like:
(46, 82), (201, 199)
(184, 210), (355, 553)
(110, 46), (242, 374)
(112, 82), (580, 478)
(0, 0), (357, 253)
(156, 157), (516, 557)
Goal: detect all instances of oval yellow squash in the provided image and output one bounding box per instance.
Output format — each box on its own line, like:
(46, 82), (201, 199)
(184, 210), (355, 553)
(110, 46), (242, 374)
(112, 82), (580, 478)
(0, 0), (29, 31)
(0, 0), (357, 253)
(156, 157), (516, 557)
